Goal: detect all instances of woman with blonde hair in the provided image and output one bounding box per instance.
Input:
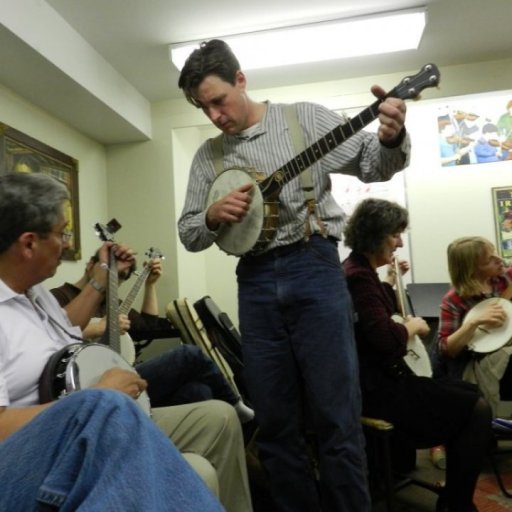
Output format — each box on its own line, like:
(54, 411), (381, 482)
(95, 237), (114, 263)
(436, 235), (512, 414)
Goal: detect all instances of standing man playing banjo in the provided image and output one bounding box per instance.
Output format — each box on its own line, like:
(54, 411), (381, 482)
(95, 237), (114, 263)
(177, 39), (412, 511)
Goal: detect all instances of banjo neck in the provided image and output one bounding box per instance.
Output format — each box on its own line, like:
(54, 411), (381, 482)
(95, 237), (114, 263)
(103, 246), (121, 353)
(95, 218), (122, 354)
(259, 98), (383, 199)
(394, 257), (411, 318)
(119, 266), (148, 316)
(119, 247), (164, 316)
(258, 63), (440, 199)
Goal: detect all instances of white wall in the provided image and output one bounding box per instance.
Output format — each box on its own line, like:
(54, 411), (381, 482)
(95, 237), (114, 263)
(405, 91), (512, 283)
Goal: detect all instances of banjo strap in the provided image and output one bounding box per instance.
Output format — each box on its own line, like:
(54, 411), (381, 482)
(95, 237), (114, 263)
(282, 104), (327, 239)
(211, 134), (224, 176)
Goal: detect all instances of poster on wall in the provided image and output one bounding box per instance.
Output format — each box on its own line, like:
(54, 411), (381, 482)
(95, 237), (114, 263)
(437, 95), (512, 167)
(492, 186), (512, 263)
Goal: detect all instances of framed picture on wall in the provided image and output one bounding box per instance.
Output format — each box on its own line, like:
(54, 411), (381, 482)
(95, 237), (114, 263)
(492, 186), (512, 263)
(0, 122), (81, 261)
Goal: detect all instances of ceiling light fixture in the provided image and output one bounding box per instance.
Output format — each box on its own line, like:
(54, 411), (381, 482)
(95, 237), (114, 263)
(169, 7), (427, 72)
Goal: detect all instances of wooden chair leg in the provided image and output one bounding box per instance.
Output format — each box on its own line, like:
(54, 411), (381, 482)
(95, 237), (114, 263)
(361, 417), (395, 512)
(362, 416), (445, 511)
(379, 426), (395, 512)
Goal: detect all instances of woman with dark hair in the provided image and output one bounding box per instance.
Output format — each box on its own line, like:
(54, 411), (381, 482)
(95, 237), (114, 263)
(342, 198), (491, 512)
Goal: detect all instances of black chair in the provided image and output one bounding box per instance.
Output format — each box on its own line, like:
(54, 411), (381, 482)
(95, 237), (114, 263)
(488, 420), (512, 498)
(405, 283), (450, 320)
(131, 323), (181, 361)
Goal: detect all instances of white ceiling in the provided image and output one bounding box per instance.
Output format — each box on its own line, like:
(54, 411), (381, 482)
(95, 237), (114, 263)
(1, 0), (511, 144)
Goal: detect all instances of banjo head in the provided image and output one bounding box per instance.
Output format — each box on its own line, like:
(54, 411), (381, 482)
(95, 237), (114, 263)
(403, 336), (433, 377)
(392, 314), (432, 377)
(66, 344), (151, 416)
(207, 168), (265, 256)
(464, 297), (512, 353)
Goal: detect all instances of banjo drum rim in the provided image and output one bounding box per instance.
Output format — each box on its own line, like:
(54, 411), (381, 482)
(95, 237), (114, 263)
(63, 343), (152, 416)
(206, 168), (266, 256)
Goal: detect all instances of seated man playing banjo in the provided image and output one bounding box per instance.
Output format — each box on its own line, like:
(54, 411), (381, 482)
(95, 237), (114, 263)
(0, 172), (253, 512)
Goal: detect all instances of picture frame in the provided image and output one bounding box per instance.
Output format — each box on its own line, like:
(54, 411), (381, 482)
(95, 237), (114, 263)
(492, 186), (512, 263)
(0, 122), (81, 260)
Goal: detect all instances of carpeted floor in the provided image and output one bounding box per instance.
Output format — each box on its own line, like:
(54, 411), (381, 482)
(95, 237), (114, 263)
(474, 471), (512, 511)
(248, 443), (512, 511)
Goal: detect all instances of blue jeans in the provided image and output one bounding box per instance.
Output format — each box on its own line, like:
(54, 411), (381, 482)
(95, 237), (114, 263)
(237, 236), (370, 512)
(0, 389), (222, 511)
(136, 344), (239, 407)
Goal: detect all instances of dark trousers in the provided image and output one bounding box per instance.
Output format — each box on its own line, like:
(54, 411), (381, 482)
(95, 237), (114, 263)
(136, 344), (239, 407)
(237, 236), (370, 512)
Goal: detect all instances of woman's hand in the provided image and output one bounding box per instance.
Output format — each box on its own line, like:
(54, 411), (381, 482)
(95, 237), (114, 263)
(404, 315), (430, 338)
(475, 302), (507, 331)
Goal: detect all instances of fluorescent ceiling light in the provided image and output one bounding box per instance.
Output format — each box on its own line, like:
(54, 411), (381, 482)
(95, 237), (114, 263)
(169, 8), (427, 71)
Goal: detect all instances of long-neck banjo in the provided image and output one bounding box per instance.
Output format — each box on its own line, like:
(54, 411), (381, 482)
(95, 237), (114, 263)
(207, 63), (440, 256)
(392, 257), (432, 377)
(39, 219), (151, 415)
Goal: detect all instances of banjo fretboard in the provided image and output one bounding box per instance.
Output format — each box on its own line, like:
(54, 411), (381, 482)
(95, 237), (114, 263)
(259, 63), (440, 199)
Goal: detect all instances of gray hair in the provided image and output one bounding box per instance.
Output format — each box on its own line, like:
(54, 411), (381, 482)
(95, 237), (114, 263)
(0, 172), (69, 253)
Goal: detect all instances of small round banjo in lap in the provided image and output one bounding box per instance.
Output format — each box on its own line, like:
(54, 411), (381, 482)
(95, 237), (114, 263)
(39, 219), (151, 416)
(464, 298), (512, 353)
(207, 63), (440, 256)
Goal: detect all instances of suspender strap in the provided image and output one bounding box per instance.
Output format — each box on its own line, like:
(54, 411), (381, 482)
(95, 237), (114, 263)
(282, 105), (315, 203)
(282, 104), (327, 239)
(210, 134), (224, 176)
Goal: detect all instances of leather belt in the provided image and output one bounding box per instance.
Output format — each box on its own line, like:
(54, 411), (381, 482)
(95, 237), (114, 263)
(242, 234), (338, 262)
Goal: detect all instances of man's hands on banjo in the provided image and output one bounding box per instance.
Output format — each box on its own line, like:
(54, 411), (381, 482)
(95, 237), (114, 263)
(206, 182), (253, 230)
(95, 367), (148, 400)
(371, 84), (407, 145)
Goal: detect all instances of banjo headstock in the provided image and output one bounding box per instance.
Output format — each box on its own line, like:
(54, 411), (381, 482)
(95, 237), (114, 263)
(94, 218), (122, 242)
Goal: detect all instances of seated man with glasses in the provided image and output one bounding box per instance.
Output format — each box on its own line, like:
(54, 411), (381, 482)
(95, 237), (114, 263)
(0, 172), (253, 512)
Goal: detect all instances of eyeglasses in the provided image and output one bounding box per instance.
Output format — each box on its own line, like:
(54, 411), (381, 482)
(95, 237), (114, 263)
(51, 229), (73, 242)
